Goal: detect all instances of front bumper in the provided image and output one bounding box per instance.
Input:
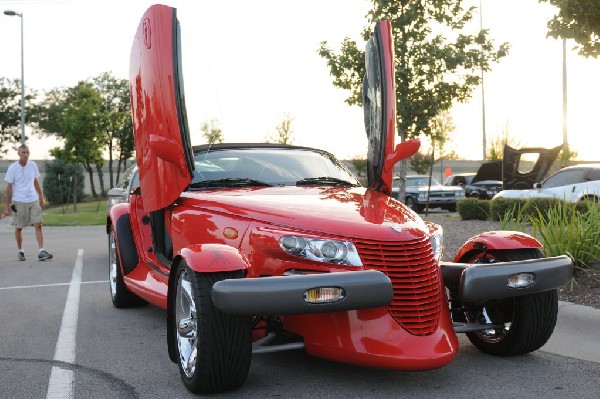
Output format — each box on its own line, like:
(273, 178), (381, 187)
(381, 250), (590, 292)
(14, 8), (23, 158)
(441, 255), (573, 302)
(416, 196), (460, 206)
(212, 270), (393, 315)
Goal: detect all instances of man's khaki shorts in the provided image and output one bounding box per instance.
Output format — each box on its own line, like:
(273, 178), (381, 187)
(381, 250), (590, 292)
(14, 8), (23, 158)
(11, 201), (43, 228)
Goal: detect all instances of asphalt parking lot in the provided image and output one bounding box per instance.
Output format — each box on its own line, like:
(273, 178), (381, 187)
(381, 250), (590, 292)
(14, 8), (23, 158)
(1, 220), (599, 398)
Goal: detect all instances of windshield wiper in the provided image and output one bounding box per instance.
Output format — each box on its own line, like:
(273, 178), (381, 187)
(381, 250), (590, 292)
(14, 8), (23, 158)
(296, 177), (357, 187)
(188, 178), (273, 189)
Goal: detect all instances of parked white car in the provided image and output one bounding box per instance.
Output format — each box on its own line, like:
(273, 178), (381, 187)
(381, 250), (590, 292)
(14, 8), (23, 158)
(493, 164), (600, 203)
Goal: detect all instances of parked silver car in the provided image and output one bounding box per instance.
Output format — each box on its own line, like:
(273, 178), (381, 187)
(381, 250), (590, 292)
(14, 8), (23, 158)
(493, 164), (600, 203)
(106, 165), (139, 214)
(393, 175), (465, 212)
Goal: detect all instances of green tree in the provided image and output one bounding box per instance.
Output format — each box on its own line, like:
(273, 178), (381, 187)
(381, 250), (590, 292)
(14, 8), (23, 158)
(43, 159), (84, 206)
(319, 1), (509, 141)
(351, 157), (368, 178)
(0, 77), (37, 155)
(37, 82), (105, 198)
(542, 0), (600, 57)
(201, 118), (224, 144)
(319, 1), (508, 200)
(265, 113), (295, 144)
(410, 151), (434, 175)
(431, 111), (455, 161)
(91, 72), (134, 188)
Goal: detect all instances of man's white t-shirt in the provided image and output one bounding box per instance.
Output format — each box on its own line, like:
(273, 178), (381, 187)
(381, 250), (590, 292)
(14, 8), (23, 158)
(4, 161), (41, 203)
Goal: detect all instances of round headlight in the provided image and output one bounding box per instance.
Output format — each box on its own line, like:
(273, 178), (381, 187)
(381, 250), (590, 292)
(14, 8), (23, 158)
(321, 241), (348, 260)
(281, 236), (306, 253)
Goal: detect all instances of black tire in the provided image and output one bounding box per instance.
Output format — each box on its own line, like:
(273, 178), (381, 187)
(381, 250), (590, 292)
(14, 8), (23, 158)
(446, 204), (457, 212)
(405, 196), (423, 212)
(172, 263), (252, 394)
(108, 230), (147, 308)
(462, 248), (558, 356)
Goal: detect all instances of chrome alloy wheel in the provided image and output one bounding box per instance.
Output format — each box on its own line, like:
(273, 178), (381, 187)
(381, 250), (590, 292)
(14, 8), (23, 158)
(109, 231), (118, 300)
(473, 305), (511, 343)
(176, 269), (198, 378)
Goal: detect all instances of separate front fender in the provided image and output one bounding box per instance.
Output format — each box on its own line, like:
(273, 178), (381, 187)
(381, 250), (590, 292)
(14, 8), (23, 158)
(106, 202), (130, 234)
(175, 244), (250, 273)
(167, 243), (249, 363)
(453, 231), (542, 262)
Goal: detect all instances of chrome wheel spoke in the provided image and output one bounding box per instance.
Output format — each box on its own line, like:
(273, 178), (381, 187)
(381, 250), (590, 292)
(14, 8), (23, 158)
(176, 270), (199, 378)
(109, 233), (117, 298)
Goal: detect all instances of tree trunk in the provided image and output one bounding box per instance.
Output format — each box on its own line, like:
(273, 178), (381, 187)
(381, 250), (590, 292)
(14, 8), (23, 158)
(72, 166), (78, 212)
(116, 157), (123, 184)
(108, 140), (114, 188)
(84, 162), (97, 198)
(96, 163), (105, 195)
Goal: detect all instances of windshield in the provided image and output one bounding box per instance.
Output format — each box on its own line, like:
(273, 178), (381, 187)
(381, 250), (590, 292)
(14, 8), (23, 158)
(406, 176), (441, 187)
(189, 147), (360, 189)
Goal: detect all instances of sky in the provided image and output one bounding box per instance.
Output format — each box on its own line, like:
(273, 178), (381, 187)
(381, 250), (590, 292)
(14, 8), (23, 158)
(1, 0), (599, 162)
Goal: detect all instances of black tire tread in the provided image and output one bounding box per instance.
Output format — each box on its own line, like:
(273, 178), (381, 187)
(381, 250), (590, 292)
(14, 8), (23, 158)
(178, 267), (252, 394)
(109, 230), (147, 308)
(465, 248), (558, 356)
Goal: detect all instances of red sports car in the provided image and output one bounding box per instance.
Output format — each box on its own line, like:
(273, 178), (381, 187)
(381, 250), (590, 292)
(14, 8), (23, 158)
(107, 5), (573, 394)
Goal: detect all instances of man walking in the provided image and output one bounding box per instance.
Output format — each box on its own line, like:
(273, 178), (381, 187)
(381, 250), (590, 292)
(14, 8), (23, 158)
(2, 144), (53, 261)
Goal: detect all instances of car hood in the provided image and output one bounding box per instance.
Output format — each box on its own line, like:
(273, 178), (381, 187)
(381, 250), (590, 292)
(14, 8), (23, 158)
(179, 186), (431, 241)
(472, 161), (502, 183)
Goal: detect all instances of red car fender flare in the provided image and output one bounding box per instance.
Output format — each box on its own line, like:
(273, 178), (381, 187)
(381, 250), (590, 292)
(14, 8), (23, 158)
(453, 230), (542, 262)
(106, 202), (130, 234)
(175, 244), (250, 273)
(107, 204), (140, 276)
(167, 244), (249, 363)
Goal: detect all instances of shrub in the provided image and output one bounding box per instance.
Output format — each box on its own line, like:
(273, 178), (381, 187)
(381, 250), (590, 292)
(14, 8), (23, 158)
(457, 198), (490, 220)
(530, 201), (600, 269)
(498, 199), (600, 269)
(522, 197), (563, 221)
(43, 160), (85, 205)
(574, 200), (592, 214)
(490, 198), (526, 221)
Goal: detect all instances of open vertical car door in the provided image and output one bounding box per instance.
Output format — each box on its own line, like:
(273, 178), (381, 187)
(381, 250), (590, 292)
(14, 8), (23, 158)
(363, 20), (420, 196)
(129, 5), (194, 212)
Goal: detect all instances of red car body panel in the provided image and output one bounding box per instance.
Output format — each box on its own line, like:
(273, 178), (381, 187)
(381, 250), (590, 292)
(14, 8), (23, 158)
(453, 231), (543, 262)
(129, 5), (193, 212)
(112, 6), (571, 384)
(363, 20), (421, 196)
(281, 277), (459, 369)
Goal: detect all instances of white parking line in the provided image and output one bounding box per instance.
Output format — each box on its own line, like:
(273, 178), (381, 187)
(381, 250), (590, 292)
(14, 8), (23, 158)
(0, 281), (107, 291)
(46, 249), (84, 399)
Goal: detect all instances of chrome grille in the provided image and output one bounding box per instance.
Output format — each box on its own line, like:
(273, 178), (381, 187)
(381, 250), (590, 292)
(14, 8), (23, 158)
(355, 237), (442, 336)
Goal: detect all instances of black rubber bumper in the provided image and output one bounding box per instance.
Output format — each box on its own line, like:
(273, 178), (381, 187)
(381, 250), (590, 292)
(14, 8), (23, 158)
(212, 270), (393, 315)
(441, 255), (573, 302)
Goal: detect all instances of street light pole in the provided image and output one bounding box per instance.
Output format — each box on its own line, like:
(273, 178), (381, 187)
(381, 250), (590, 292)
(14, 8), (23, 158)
(4, 10), (25, 145)
(562, 38), (568, 167)
(479, 0), (487, 162)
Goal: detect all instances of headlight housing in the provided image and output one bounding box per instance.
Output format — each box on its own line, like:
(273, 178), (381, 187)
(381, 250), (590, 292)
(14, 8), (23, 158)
(418, 192), (427, 200)
(279, 235), (363, 267)
(430, 227), (444, 262)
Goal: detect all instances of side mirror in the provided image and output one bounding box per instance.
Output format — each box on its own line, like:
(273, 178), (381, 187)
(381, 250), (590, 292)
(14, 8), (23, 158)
(533, 183), (542, 190)
(107, 187), (126, 198)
